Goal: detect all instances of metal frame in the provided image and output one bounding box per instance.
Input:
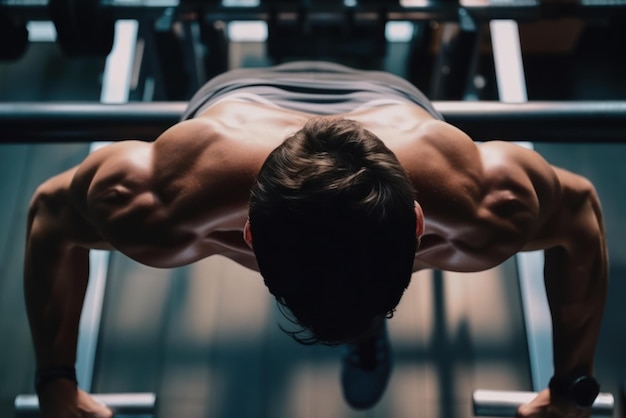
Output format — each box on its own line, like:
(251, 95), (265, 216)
(490, 19), (551, 393)
(0, 0), (623, 25)
(76, 18), (140, 393)
(1, 100), (626, 142)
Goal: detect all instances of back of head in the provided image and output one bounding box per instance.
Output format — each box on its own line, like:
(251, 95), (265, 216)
(249, 117), (417, 344)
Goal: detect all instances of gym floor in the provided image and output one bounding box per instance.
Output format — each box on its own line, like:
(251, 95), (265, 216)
(1, 16), (625, 418)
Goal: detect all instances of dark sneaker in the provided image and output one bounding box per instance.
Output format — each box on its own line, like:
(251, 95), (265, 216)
(340, 321), (392, 410)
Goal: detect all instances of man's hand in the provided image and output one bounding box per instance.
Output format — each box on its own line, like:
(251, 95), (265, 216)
(516, 389), (591, 418)
(38, 379), (113, 418)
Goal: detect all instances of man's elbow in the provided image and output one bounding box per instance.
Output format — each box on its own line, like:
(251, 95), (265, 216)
(27, 180), (105, 250)
(584, 180), (605, 237)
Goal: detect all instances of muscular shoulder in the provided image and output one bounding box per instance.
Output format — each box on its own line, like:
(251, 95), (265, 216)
(69, 140), (189, 266)
(151, 118), (224, 166)
(398, 119), (555, 215)
(68, 141), (161, 246)
(411, 130), (563, 270)
(477, 141), (560, 218)
(394, 119), (479, 171)
(72, 119), (227, 209)
(396, 119), (485, 210)
(469, 141), (563, 255)
(70, 140), (154, 213)
(69, 120), (258, 267)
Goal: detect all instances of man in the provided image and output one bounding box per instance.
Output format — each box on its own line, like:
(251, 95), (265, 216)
(25, 62), (607, 418)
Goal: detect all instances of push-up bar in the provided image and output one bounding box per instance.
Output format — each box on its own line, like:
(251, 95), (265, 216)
(14, 389), (616, 416)
(14, 392), (157, 416)
(1, 101), (626, 143)
(472, 390), (615, 416)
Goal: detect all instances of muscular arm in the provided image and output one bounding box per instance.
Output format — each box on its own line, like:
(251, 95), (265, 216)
(24, 140), (169, 417)
(25, 167), (110, 372)
(24, 139), (168, 418)
(479, 141), (608, 409)
(24, 164), (118, 418)
(25, 119), (237, 378)
(531, 167), (608, 381)
(25, 136), (181, 375)
(401, 118), (607, 416)
(480, 141), (608, 382)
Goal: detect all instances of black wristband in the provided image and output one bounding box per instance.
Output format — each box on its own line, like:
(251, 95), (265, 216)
(35, 366), (77, 393)
(549, 375), (600, 408)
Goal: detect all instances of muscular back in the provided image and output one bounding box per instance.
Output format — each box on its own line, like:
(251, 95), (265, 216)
(37, 99), (591, 274)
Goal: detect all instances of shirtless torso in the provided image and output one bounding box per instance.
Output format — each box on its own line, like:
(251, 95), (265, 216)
(25, 74), (607, 417)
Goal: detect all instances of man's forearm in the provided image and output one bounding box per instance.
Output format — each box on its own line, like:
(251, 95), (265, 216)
(544, 237), (608, 380)
(24, 243), (89, 371)
(24, 183), (91, 375)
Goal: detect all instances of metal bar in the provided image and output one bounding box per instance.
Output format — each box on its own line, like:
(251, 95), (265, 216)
(74, 19), (139, 394)
(490, 19), (553, 394)
(1, 101), (626, 143)
(472, 390), (614, 417)
(432, 101), (626, 142)
(14, 393), (157, 416)
(0, 1), (458, 22)
(490, 20), (527, 104)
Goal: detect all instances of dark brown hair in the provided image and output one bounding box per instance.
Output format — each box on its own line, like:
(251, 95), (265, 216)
(249, 117), (417, 345)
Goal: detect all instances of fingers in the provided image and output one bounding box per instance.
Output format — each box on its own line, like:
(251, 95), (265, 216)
(76, 389), (113, 418)
(89, 405), (113, 417)
(516, 403), (545, 418)
(516, 389), (551, 418)
(516, 388), (593, 418)
(86, 402), (113, 418)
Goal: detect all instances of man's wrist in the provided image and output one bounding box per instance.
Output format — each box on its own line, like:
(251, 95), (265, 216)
(35, 366), (77, 393)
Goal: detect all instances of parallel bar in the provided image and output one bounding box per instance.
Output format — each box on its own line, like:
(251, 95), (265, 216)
(1, 101), (626, 142)
(438, 101), (626, 142)
(14, 393), (157, 417)
(472, 390), (614, 417)
(74, 19), (139, 394)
